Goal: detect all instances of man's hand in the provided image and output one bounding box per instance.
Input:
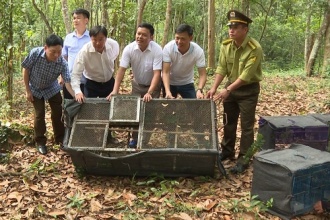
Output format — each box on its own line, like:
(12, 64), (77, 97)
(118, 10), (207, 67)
(165, 92), (174, 99)
(143, 92), (153, 102)
(213, 88), (230, 101)
(196, 90), (204, 99)
(75, 93), (85, 103)
(26, 90), (34, 102)
(206, 88), (216, 99)
(106, 91), (117, 101)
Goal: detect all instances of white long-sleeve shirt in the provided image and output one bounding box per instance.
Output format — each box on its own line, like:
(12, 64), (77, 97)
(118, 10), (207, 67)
(71, 38), (119, 94)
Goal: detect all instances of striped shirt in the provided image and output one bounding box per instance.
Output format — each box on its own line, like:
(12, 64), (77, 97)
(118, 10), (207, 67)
(21, 47), (70, 100)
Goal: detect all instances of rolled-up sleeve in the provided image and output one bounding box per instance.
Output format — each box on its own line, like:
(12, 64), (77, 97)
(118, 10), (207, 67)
(71, 50), (85, 94)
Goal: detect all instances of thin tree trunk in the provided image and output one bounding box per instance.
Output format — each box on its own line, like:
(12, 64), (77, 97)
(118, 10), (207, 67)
(322, 12), (330, 75)
(117, 0), (126, 69)
(304, 5), (313, 71)
(136, 0), (147, 29)
(84, 0), (93, 27)
(162, 0), (172, 47)
(241, 0), (249, 15)
(101, 0), (110, 27)
(306, 1), (330, 76)
(259, 0), (275, 42)
(32, 0), (54, 34)
(207, 0), (215, 69)
(7, 0), (14, 115)
(61, 0), (71, 34)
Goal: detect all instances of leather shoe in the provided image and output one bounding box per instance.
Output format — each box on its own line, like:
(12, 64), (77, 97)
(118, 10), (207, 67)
(230, 162), (248, 174)
(220, 152), (235, 161)
(37, 145), (47, 155)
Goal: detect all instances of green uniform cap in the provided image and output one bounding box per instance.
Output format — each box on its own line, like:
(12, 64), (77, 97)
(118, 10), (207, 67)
(227, 10), (252, 26)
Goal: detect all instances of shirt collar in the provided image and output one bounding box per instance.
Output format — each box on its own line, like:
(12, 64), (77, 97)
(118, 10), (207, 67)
(174, 42), (194, 54)
(41, 49), (61, 63)
(133, 41), (152, 52)
(73, 29), (89, 37)
(232, 35), (250, 49)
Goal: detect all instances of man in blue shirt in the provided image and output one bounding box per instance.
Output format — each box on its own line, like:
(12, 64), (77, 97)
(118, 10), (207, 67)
(62, 8), (90, 99)
(22, 34), (75, 155)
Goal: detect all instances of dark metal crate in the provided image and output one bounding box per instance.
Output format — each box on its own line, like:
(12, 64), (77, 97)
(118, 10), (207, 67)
(64, 98), (220, 177)
(258, 115), (329, 151)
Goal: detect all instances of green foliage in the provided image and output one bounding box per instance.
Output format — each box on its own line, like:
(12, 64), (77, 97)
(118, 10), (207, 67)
(243, 134), (265, 164)
(224, 193), (273, 218)
(67, 192), (85, 209)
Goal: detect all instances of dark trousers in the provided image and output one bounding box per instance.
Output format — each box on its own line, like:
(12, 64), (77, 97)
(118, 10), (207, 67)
(163, 83), (197, 98)
(32, 92), (64, 145)
(84, 77), (115, 98)
(221, 82), (260, 159)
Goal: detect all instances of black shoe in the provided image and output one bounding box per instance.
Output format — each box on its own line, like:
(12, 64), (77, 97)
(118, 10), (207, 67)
(37, 145), (47, 155)
(230, 162), (248, 174)
(220, 152), (235, 161)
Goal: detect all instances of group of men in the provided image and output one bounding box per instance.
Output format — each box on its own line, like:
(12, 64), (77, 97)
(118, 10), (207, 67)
(22, 9), (263, 175)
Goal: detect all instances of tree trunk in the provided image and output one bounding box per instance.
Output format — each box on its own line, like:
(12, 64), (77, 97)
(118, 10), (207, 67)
(101, 0), (110, 27)
(61, 0), (71, 34)
(84, 0), (93, 27)
(304, 5), (313, 71)
(241, 0), (249, 16)
(32, 0), (54, 34)
(306, 1), (330, 76)
(162, 0), (172, 47)
(117, 0), (126, 69)
(207, 0), (215, 69)
(7, 0), (14, 115)
(259, 0), (275, 42)
(322, 11), (330, 75)
(136, 0), (148, 29)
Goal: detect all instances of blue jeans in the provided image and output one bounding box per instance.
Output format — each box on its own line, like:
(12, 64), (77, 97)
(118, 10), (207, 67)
(170, 83), (196, 98)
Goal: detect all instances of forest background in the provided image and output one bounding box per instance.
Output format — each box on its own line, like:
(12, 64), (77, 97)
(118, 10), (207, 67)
(0, 0), (330, 219)
(1, 0), (330, 113)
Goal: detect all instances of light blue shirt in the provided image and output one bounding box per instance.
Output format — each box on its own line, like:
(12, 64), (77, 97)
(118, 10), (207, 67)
(62, 30), (90, 76)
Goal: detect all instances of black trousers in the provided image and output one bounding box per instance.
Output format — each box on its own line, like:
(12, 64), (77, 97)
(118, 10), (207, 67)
(84, 77), (115, 98)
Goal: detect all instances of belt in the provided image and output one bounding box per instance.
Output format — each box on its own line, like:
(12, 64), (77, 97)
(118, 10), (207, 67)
(87, 78), (113, 85)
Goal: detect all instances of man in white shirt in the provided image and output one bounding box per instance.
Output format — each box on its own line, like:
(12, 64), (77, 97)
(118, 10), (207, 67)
(110, 23), (162, 147)
(110, 23), (162, 101)
(162, 24), (207, 99)
(71, 25), (119, 103)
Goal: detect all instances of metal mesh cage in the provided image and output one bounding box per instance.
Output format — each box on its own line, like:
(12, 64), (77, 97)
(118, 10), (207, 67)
(69, 122), (109, 149)
(138, 99), (217, 149)
(110, 95), (140, 124)
(76, 99), (110, 121)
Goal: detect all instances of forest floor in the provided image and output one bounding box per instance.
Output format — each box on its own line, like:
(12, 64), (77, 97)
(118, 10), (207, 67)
(0, 72), (330, 220)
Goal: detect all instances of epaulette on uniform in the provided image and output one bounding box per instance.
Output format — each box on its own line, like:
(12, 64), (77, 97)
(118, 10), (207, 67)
(222, 39), (233, 45)
(248, 40), (256, 49)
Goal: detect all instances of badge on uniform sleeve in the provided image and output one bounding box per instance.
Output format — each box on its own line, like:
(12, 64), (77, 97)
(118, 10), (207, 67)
(250, 57), (256, 63)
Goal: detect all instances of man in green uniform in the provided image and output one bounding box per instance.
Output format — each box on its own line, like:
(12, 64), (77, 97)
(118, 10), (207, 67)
(207, 10), (263, 173)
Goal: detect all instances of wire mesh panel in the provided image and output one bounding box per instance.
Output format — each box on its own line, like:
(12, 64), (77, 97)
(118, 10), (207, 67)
(69, 122), (109, 149)
(110, 95), (140, 125)
(138, 99), (217, 149)
(76, 98), (110, 121)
